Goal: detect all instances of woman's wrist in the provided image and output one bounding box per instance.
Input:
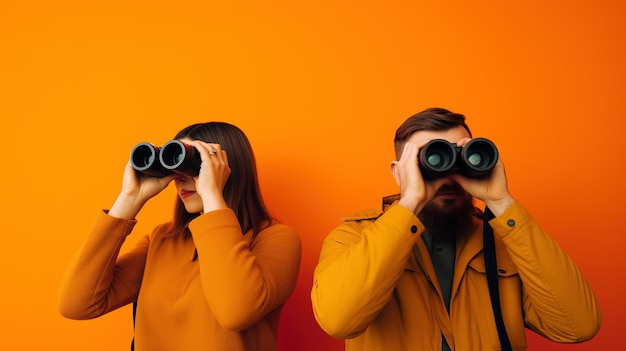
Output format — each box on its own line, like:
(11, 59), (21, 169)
(109, 193), (146, 219)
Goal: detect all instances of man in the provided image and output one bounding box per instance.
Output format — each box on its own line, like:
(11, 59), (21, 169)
(310, 108), (601, 350)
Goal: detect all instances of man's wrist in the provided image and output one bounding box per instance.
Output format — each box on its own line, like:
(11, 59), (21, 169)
(397, 195), (422, 216)
(485, 195), (515, 217)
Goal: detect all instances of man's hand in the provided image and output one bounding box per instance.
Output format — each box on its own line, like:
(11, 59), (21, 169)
(391, 141), (447, 215)
(451, 138), (514, 216)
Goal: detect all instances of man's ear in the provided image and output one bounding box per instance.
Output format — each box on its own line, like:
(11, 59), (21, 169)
(390, 161), (400, 186)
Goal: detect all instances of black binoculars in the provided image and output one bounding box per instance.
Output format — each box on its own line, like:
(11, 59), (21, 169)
(418, 138), (498, 179)
(130, 140), (201, 177)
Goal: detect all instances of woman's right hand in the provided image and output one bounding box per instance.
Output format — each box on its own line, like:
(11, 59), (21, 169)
(108, 161), (175, 220)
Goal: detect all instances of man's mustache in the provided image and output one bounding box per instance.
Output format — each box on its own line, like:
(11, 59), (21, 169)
(435, 182), (465, 195)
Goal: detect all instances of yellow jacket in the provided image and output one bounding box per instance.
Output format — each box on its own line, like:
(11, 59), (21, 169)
(59, 209), (301, 351)
(311, 201), (601, 350)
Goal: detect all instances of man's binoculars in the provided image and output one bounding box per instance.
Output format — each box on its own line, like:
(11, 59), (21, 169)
(419, 138), (498, 179)
(130, 140), (201, 177)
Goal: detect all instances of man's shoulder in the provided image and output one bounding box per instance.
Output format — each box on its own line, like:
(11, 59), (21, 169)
(339, 194), (401, 222)
(340, 207), (383, 222)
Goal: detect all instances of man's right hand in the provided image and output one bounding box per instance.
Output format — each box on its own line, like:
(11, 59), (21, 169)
(391, 141), (447, 216)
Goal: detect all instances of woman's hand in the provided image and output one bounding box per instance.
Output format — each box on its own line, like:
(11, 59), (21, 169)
(109, 161), (175, 219)
(188, 140), (231, 213)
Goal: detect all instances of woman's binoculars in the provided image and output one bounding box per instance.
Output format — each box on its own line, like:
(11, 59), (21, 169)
(419, 138), (498, 179)
(130, 140), (201, 177)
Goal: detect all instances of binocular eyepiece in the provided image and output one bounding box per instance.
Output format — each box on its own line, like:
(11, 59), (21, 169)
(419, 138), (498, 179)
(130, 140), (201, 177)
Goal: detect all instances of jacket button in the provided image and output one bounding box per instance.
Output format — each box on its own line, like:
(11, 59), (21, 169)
(410, 225), (418, 234)
(507, 219), (516, 227)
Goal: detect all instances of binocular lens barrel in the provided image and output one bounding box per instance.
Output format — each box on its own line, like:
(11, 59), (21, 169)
(131, 143), (156, 169)
(158, 140), (201, 177)
(461, 138), (498, 177)
(419, 138), (498, 179)
(130, 142), (173, 178)
(420, 141), (457, 179)
(159, 141), (185, 168)
(130, 140), (201, 177)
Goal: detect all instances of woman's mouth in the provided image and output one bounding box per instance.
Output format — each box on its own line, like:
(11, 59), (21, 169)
(179, 189), (196, 199)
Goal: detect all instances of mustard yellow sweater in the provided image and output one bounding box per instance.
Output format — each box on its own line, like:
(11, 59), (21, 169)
(59, 209), (302, 351)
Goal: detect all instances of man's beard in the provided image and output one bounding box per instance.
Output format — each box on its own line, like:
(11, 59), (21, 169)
(418, 183), (477, 241)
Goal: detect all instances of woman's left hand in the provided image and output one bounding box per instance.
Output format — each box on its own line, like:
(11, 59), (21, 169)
(188, 140), (231, 213)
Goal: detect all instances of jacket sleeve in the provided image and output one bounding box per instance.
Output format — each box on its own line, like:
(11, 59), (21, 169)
(311, 204), (422, 338)
(491, 201), (602, 342)
(188, 208), (302, 331)
(58, 210), (149, 320)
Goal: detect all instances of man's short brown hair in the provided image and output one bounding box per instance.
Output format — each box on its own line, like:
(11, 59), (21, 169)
(394, 107), (472, 159)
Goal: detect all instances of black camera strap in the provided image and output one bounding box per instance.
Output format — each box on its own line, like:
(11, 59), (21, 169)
(483, 207), (512, 351)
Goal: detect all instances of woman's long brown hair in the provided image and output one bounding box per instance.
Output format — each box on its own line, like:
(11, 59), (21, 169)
(169, 122), (273, 239)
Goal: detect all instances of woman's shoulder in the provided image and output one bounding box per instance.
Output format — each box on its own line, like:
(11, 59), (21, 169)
(258, 221), (300, 241)
(263, 220), (296, 233)
(149, 222), (177, 240)
(251, 222), (301, 256)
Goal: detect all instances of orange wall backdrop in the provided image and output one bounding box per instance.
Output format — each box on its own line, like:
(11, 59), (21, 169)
(1, 1), (624, 350)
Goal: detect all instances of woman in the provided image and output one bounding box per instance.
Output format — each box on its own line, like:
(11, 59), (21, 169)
(59, 122), (302, 351)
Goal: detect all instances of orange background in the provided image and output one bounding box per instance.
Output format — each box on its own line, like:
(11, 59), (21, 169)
(1, 1), (624, 350)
